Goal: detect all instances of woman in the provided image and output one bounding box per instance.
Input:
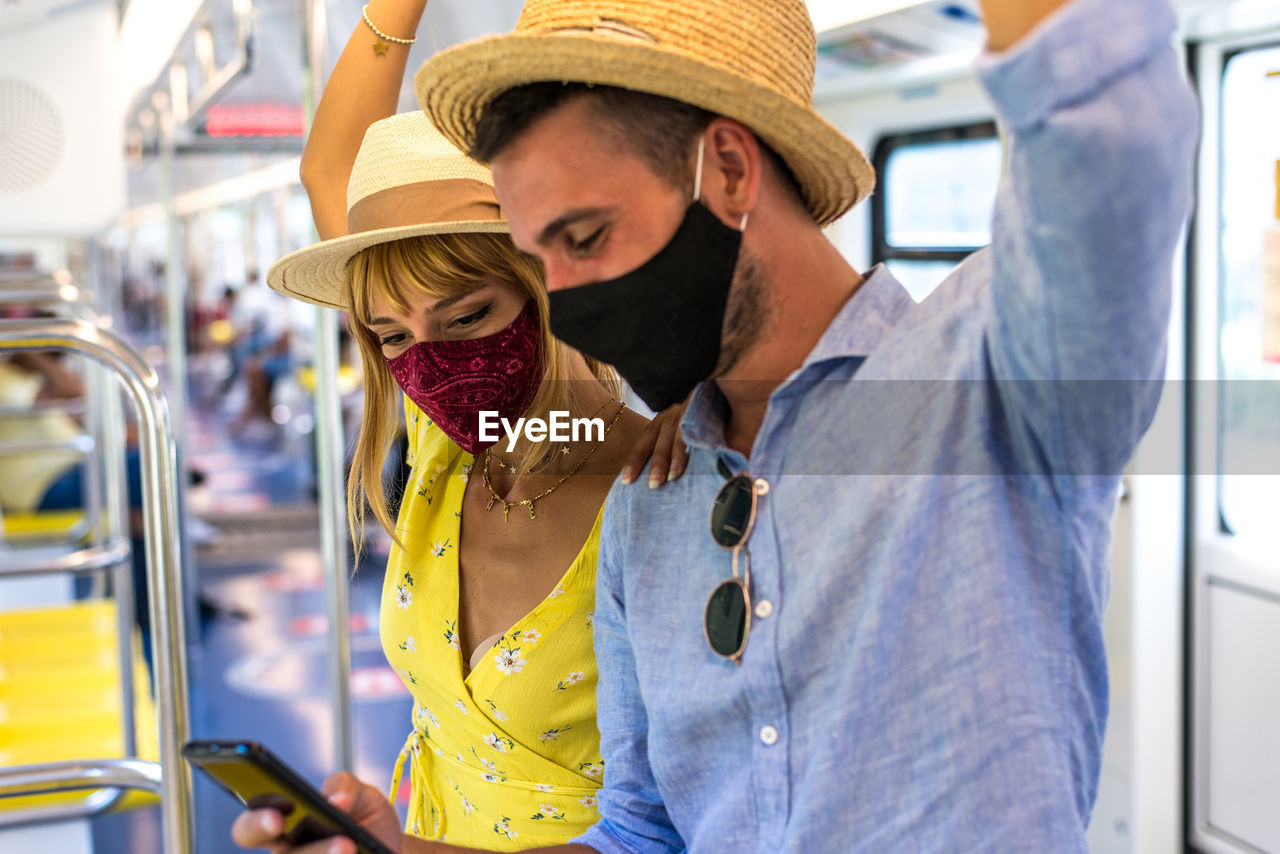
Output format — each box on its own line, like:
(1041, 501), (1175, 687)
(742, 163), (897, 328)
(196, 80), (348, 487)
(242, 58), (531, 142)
(234, 2), (685, 851)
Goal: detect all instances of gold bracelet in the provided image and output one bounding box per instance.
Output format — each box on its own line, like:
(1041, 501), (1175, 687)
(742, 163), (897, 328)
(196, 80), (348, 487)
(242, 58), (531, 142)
(362, 4), (416, 45)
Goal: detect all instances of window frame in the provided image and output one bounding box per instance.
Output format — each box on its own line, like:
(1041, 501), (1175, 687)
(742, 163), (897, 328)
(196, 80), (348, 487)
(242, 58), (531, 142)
(868, 120), (1000, 266)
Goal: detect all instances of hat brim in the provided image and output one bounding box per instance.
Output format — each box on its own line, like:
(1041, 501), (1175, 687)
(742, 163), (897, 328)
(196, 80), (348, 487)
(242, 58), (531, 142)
(267, 219), (510, 310)
(416, 33), (875, 226)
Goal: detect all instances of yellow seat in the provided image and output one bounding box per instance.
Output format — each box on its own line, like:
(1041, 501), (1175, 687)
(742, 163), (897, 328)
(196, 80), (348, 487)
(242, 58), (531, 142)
(0, 600), (158, 816)
(1, 509), (87, 541)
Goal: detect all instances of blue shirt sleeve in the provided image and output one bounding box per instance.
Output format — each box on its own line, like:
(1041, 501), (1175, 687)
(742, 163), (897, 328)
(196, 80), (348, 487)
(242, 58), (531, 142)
(974, 0), (1199, 479)
(572, 485), (685, 854)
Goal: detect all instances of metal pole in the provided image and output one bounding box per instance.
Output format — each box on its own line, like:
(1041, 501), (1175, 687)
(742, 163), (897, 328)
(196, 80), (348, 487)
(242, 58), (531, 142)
(0, 318), (193, 854)
(302, 0), (355, 773)
(157, 96), (188, 441)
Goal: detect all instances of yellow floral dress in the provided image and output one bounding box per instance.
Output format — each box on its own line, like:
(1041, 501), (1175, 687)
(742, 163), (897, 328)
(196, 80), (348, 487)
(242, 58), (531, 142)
(381, 402), (604, 848)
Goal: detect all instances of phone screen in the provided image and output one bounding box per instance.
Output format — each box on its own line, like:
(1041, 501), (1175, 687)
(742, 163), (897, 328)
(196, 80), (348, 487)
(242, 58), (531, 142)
(183, 741), (394, 854)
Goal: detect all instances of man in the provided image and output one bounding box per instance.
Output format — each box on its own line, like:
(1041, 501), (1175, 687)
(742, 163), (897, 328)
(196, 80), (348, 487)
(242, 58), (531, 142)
(235, 0), (1198, 850)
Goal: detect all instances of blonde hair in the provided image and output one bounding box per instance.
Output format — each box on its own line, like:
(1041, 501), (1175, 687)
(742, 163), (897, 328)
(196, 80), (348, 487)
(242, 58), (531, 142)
(344, 232), (619, 555)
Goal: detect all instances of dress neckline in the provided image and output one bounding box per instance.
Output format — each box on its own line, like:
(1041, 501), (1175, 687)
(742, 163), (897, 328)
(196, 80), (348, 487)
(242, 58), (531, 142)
(434, 446), (602, 693)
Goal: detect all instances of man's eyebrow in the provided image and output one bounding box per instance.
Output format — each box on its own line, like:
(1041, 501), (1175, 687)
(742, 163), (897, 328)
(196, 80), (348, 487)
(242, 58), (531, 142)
(536, 207), (615, 246)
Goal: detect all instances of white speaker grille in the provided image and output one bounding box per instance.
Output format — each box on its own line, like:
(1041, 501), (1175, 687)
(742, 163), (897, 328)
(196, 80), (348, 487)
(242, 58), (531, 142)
(0, 76), (64, 195)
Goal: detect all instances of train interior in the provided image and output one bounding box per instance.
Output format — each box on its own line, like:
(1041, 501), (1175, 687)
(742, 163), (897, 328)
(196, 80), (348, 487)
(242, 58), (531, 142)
(0, 0), (1278, 851)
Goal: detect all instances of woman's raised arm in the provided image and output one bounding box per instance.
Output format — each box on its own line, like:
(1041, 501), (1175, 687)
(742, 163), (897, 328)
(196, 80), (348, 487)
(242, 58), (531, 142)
(300, 0), (429, 240)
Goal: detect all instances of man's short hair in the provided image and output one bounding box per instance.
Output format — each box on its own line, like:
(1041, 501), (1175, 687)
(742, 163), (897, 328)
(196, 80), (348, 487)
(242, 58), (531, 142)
(472, 83), (803, 203)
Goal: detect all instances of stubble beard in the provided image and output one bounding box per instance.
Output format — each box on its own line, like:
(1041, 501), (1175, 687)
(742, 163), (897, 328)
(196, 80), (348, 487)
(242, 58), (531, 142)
(711, 250), (770, 379)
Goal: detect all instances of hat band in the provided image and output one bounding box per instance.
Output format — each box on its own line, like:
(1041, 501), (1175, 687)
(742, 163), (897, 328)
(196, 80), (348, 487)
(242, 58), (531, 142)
(347, 178), (503, 234)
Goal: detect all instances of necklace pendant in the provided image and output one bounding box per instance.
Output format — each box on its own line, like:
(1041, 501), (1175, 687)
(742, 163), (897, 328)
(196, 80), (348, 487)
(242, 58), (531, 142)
(485, 496), (496, 512)
(502, 504), (511, 523)
(527, 502), (537, 521)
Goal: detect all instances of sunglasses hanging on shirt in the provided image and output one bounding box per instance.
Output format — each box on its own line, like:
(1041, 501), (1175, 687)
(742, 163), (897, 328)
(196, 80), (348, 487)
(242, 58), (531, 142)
(705, 461), (768, 664)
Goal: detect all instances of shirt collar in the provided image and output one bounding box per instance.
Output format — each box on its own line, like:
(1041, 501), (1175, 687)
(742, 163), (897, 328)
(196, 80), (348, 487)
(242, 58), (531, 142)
(799, 263), (914, 368)
(681, 264), (914, 451)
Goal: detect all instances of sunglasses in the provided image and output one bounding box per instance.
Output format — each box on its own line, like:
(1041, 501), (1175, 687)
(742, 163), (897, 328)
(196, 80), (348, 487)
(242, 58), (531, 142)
(704, 465), (767, 665)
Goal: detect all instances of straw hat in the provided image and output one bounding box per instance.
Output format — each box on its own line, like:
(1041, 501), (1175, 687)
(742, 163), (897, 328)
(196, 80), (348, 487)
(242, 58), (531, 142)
(415, 0), (874, 226)
(267, 112), (508, 310)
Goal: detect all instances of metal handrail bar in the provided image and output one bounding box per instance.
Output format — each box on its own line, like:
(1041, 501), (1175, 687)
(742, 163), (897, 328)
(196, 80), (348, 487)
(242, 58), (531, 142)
(0, 759), (160, 827)
(302, 0), (355, 776)
(0, 537), (131, 576)
(0, 435), (95, 456)
(0, 787), (124, 830)
(0, 286), (98, 317)
(0, 318), (193, 854)
(0, 759), (163, 798)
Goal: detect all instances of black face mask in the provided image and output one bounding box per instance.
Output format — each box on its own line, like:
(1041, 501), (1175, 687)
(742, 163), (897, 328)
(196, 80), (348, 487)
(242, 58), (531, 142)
(548, 198), (746, 412)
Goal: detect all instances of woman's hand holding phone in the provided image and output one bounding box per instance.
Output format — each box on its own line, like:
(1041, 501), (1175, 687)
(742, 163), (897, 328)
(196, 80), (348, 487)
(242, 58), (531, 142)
(230, 771), (403, 854)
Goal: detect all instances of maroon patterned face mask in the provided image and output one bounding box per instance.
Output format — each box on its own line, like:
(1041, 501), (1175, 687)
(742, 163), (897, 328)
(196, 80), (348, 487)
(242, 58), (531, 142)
(386, 300), (544, 454)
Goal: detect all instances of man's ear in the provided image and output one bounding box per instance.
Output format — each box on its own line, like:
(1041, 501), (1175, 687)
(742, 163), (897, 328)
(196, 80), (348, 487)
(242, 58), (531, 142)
(704, 118), (761, 224)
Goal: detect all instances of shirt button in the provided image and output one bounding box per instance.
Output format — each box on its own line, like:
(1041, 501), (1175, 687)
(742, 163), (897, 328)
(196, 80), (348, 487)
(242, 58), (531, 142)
(759, 725), (780, 746)
(754, 478), (770, 496)
(754, 599), (774, 619)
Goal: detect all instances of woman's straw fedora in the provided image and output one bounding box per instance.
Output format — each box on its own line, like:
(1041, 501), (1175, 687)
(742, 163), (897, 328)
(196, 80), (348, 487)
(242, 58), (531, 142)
(267, 112), (508, 310)
(415, 0), (874, 226)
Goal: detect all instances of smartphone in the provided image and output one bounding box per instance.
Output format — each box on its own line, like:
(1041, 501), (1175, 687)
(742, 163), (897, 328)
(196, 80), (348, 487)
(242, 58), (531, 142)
(182, 739), (395, 854)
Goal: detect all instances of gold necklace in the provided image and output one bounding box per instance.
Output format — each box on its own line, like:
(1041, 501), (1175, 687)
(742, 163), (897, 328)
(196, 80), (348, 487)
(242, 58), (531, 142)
(491, 398), (611, 472)
(481, 402), (626, 522)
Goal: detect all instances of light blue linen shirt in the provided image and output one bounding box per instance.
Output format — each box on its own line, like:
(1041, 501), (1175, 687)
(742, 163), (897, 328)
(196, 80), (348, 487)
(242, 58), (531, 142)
(574, 0), (1199, 851)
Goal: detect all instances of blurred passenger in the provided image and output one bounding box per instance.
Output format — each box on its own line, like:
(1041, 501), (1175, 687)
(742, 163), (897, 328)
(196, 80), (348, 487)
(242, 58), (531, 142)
(229, 270), (294, 436)
(230, 1), (685, 848)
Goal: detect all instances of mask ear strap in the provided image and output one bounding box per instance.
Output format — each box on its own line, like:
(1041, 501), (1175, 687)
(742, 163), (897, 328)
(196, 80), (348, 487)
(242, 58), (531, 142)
(693, 134), (706, 203)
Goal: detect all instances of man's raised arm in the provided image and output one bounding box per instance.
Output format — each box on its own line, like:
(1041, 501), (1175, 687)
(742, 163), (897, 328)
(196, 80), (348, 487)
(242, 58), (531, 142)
(976, 0), (1199, 479)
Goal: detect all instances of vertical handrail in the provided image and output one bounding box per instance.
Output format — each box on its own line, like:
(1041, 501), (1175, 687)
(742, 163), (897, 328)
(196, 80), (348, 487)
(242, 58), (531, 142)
(0, 318), (193, 854)
(302, 0), (355, 774)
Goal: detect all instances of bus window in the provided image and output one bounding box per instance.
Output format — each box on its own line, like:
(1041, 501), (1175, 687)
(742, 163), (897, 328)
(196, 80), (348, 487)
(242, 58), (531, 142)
(1218, 44), (1280, 538)
(870, 121), (1000, 302)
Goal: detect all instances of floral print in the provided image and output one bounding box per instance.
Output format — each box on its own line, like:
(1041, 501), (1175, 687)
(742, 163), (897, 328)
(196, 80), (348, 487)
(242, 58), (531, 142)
(531, 804), (566, 822)
(493, 646), (527, 675)
(482, 732), (514, 753)
(555, 671), (586, 691)
(539, 726), (571, 743)
(493, 818), (517, 840)
(396, 585), (412, 610)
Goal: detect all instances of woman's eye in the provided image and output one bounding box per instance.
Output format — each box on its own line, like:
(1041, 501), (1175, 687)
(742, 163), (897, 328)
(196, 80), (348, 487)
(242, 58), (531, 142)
(450, 304), (492, 329)
(571, 226), (606, 255)
(379, 333), (407, 347)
